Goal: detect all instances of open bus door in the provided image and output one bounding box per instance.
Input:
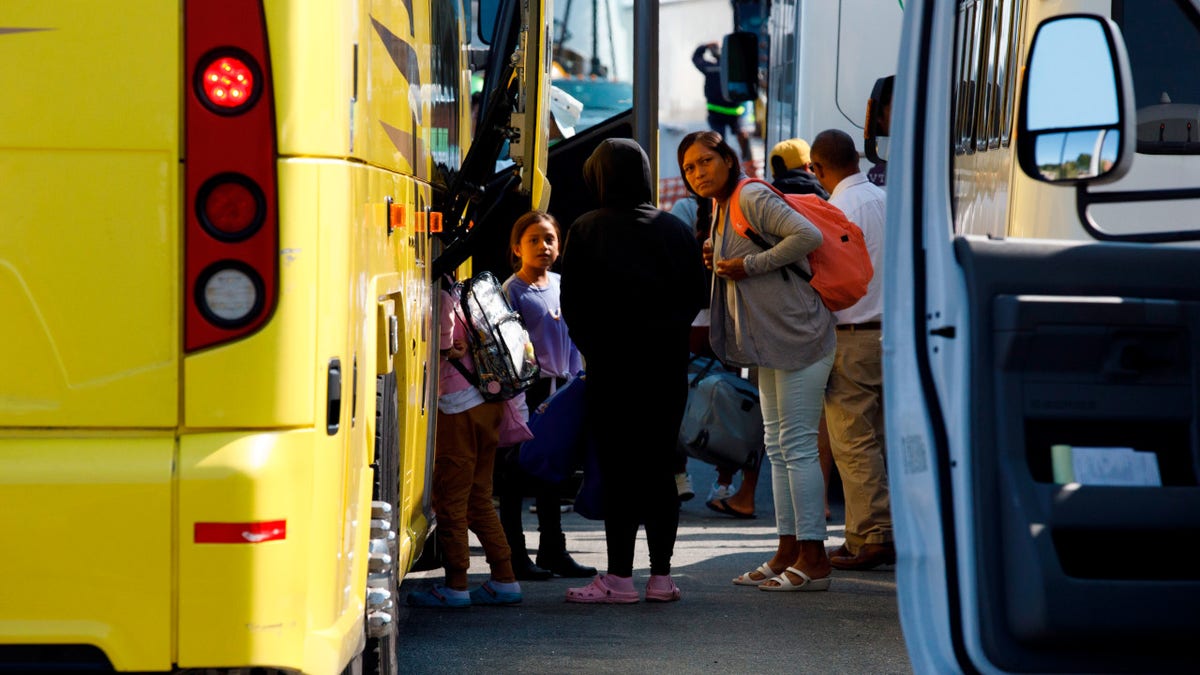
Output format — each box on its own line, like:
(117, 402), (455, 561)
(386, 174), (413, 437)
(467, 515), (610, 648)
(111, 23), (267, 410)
(433, 0), (554, 278)
(443, 0), (657, 280)
(888, 3), (1200, 673)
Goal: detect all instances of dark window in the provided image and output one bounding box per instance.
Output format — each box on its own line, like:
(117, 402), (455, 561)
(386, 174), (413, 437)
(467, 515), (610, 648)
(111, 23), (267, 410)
(1114, 0), (1200, 154)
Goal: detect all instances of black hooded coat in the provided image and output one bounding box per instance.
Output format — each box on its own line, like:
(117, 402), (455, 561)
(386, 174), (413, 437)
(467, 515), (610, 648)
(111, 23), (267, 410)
(558, 138), (706, 575)
(560, 139), (706, 364)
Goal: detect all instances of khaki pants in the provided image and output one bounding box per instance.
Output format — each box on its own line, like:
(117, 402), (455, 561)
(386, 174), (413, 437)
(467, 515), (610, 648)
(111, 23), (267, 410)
(823, 328), (891, 552)
(432, 401), (514, 589)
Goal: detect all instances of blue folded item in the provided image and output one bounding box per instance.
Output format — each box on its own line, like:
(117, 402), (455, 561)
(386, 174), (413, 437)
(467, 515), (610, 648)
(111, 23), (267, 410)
(519, 372), (587, 484)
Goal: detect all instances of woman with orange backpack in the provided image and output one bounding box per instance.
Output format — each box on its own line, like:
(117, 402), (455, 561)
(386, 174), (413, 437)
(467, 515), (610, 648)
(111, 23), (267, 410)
(677, 130), (837, 592)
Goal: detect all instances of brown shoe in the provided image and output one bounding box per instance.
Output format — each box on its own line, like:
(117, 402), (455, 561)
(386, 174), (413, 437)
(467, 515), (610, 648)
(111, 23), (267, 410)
(826, 543), (850, 559)
(830, 542), (896, 571)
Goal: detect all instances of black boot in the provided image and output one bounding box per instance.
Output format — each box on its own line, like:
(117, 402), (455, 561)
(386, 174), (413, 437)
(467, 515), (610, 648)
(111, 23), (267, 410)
(513, 554), (553, 581)
(510, 528), (553, 581)
(536, 532), (597, 578)
(500, 492), (552, 581)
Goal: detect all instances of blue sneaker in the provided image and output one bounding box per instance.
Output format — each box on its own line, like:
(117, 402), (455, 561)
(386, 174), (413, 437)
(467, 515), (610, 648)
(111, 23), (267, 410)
(405, 585), (470, 608)
(469, 579), (522, 606)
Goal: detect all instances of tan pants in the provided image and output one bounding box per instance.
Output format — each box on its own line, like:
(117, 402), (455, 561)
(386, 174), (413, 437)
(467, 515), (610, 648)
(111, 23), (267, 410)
(432, 401), (515, 589)
(823, 328), (891, 552)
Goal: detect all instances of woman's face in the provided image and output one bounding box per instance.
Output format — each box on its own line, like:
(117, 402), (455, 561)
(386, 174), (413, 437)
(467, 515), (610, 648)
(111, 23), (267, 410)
(681, 142), (732, 199)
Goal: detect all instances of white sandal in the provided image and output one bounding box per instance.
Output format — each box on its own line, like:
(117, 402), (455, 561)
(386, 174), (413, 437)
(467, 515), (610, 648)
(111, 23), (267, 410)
(733, 562), (780, 586)
(758, 566), (832, 592)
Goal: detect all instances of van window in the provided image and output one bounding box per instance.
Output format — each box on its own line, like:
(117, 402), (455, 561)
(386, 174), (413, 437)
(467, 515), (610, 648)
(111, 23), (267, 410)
(1115, 0), (1200, 154)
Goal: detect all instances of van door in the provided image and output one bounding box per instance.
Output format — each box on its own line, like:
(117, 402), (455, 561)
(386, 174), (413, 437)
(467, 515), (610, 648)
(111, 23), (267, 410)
(887, 2), (1200, 673)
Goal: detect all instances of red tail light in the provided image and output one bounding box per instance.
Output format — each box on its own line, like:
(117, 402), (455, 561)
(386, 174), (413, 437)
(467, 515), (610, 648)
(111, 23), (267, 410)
(185, 0), (277, 351)
(198, 173), (265, 240)
(197, 53), (261, 112)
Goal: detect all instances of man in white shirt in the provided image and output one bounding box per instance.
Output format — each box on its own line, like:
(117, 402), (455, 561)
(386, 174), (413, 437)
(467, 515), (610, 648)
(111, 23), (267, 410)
(809, 128), (894, 570)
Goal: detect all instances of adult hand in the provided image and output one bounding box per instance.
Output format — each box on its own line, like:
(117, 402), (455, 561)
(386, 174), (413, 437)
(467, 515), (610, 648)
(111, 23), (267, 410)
(715, 257), (748, 281)
(702, 240), (714, 270)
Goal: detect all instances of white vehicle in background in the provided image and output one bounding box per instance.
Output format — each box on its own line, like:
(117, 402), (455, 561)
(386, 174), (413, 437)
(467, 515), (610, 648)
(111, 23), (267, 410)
(760, 0), (904, 173)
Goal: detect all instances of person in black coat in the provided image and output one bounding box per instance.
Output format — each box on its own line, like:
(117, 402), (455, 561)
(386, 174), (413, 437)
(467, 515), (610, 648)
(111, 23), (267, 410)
(768, 138), (829, 199)
(559, 138), (707, 604)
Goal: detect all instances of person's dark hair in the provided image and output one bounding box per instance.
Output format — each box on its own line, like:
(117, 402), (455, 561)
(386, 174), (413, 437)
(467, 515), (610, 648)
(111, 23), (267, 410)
(677, 130), (742, 200)
(811, 129), (860, 173)
(508, 210), (561, 271)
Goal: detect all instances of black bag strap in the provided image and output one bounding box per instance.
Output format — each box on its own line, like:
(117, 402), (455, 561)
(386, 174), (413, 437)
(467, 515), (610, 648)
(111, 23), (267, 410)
(448, 357), (480, 387)
(688, 355), (721, 388)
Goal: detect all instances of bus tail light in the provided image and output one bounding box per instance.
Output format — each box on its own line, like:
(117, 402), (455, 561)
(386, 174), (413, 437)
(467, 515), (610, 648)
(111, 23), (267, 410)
(197, 173), (265, 241)
(184, 0), (278, 352)
(195, 262), (265, 328)
(196, 51), (262, 114)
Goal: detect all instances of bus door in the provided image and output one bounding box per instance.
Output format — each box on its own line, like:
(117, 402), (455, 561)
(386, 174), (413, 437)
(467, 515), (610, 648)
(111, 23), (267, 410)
(445, 0), (641, 280)
(887, 2), (1200, 673)
(433, 0), (555, 279)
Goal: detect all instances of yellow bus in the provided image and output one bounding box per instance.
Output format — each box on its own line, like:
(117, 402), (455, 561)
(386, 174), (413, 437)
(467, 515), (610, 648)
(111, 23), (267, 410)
(0, 0), (551, 673)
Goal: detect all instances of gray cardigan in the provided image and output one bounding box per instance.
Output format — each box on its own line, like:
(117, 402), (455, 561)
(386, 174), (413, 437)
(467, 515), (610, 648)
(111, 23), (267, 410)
(708, 181), (837, 370)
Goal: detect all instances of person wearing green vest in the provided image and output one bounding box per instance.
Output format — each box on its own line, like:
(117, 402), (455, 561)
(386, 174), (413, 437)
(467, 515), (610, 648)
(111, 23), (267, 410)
(693, 42), (755, 166)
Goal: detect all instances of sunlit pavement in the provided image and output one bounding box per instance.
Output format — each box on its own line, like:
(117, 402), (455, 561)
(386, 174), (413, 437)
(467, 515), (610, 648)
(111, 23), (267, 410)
(398, 458), (912, 675)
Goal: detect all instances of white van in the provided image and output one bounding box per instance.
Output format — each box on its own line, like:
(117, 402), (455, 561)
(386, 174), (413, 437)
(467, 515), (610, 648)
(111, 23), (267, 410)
(884, 1), (1200, 672)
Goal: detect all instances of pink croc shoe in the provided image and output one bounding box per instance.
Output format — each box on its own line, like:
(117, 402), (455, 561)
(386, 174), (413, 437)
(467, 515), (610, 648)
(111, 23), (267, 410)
(565, 574), (639, 604)
(645, 574), (681, 602)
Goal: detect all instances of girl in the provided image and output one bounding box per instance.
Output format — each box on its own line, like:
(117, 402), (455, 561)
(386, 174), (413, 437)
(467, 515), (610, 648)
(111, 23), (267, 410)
(495, 211), (595, 580)
(405, 276), (523, 608)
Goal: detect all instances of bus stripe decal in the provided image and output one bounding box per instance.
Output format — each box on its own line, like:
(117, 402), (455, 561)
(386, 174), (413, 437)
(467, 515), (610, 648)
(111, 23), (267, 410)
(370, 16), (422, 126)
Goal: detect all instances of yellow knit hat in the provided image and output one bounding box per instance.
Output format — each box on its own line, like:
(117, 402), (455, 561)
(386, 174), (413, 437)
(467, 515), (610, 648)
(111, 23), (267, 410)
(769, 138), (812, 171)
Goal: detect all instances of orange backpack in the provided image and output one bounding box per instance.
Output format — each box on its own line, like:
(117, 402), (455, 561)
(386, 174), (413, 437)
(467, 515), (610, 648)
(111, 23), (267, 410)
(727, 178), (873, 311)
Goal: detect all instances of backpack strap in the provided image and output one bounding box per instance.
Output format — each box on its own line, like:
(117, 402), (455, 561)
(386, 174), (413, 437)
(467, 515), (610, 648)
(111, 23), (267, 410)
(448, 357), (481, 387)
(447, 301), (482, 387)
(688, 355), (721, 388)
(727, 178), (814, 283)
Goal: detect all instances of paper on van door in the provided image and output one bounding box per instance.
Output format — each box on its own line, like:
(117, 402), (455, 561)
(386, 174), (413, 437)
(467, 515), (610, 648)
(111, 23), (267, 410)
(1054, 446), (1163, 486)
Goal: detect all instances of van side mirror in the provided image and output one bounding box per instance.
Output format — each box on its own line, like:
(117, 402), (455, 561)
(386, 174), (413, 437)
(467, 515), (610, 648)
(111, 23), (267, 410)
(1017, 15), (1135, 184)
(865, 75), (895, 164)
(720, 31), (758, 103)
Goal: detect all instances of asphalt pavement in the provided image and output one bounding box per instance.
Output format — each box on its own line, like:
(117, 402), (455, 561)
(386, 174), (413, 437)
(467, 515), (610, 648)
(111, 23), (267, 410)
(396, 458), (913, 675)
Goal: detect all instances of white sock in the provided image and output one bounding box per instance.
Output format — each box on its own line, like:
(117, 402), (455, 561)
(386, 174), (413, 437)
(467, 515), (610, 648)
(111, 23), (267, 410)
(490, 580), (520, 593)
(438, 586), (469, 599)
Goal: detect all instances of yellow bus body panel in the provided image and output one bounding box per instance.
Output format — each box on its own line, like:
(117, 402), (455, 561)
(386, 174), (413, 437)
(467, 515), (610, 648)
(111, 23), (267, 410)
(177, 430), (361, 674)
(0, 2), (180, 428)
(183, 160), (321, 429)
(0, 434), (174, 671)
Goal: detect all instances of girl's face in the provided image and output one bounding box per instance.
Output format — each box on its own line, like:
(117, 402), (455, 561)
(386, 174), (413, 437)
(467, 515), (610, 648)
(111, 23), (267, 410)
(681, 142), (733, 199)
(514, 220), (559, 272)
